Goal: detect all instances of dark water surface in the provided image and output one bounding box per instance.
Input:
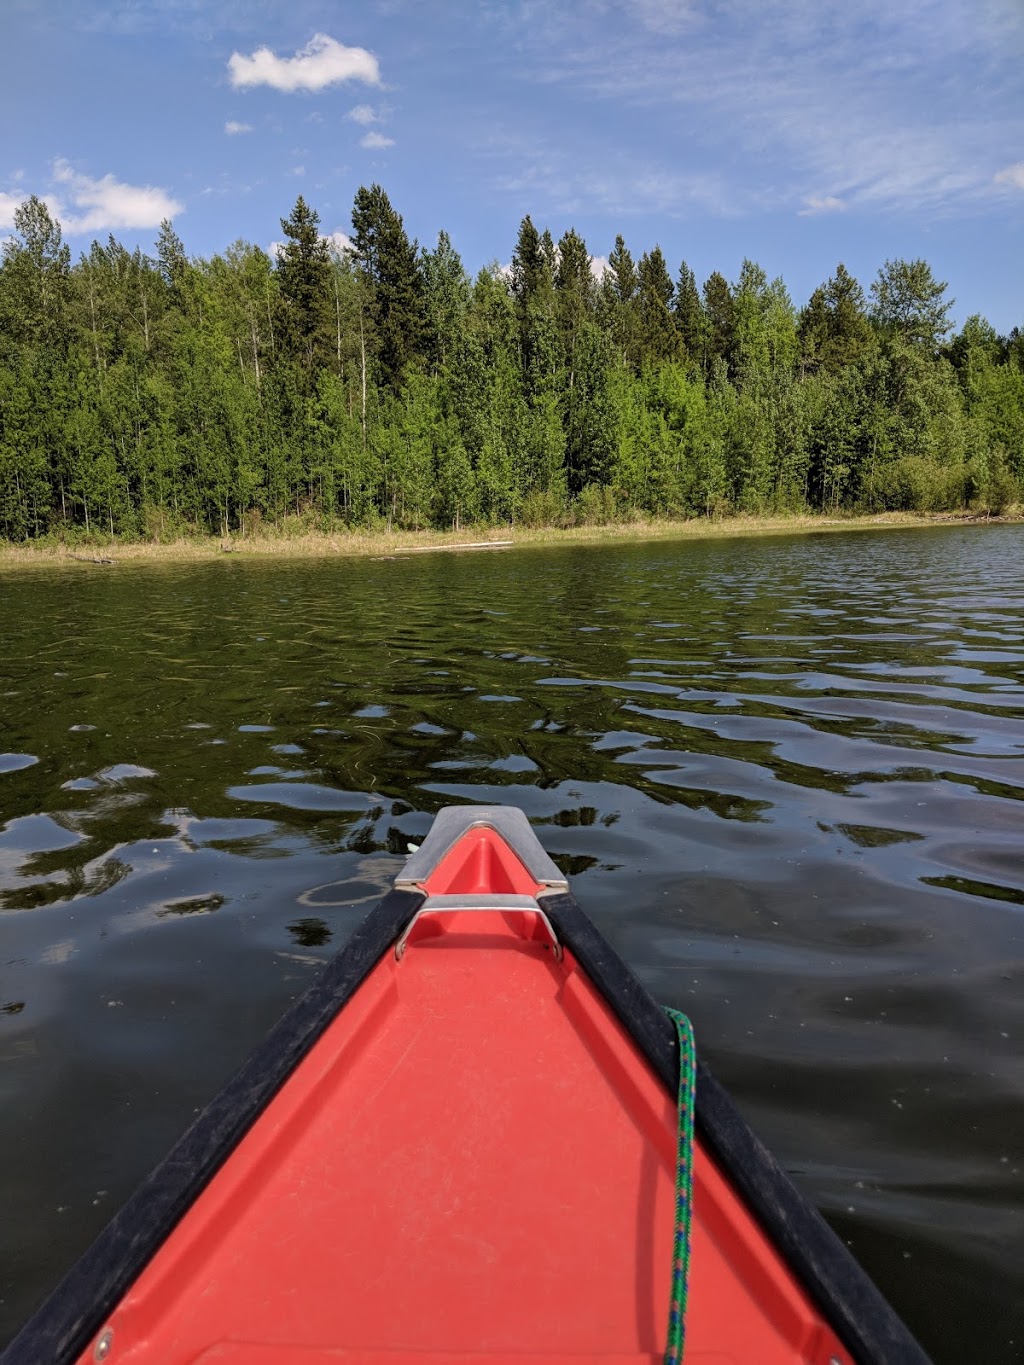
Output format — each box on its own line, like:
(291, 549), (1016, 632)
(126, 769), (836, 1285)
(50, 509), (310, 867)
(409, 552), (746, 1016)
(1, 525), (1023, 1362)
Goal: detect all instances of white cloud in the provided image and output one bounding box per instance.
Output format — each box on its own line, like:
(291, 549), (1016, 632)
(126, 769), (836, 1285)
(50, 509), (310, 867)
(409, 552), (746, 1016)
(500, 0), (1024, 219)
(51, 160), (182, 232)
(0, 191), (22, 230)
(799, 195), (847, 216)
(269, 230), (354, 260)
(291, 165), (306, 177)
(347, 104), (379, 125)
(589, 253), (609, 281)
(228, 33), (380, 93)
(360, 131), (395, 150)
(325, 230), (354, 256)
(224, 120), (252, 136)
(994, 162), (1024, 189)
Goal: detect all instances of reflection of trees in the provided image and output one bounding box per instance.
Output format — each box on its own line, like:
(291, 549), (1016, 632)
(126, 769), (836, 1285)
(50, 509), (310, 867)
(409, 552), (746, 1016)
(552, 806), (597, 827)
(157, 893), (225, 917)
(921, 875), (1024, 907)
(835, 824), (924, 849)
(552, 855), (599, 877)
(288, 917), (332, 947)
(0, 855), (131, 912)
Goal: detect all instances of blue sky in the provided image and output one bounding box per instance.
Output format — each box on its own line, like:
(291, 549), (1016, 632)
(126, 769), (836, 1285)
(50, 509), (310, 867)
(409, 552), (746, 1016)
(2, 0), (1022, 332)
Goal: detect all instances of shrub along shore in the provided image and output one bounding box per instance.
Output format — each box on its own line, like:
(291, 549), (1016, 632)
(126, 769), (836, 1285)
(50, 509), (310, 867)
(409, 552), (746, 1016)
(0, 510), (1017, 571)
(1, 187), (1022, 547)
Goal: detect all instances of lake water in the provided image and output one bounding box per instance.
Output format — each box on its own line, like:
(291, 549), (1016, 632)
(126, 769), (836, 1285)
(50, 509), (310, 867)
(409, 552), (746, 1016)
(1, 525), (1022, 1362)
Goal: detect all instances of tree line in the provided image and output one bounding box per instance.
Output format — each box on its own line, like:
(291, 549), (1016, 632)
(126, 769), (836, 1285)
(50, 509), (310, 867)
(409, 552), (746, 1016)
(0, 187), (1021, 542)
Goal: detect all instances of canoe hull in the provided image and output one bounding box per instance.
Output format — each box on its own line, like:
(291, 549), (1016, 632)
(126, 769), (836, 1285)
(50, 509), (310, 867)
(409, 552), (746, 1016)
(1, 808), (931, 1365)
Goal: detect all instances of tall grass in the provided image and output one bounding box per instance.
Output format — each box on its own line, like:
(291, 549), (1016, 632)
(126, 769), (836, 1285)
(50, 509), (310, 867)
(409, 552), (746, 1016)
(0, 509), (1015, 572)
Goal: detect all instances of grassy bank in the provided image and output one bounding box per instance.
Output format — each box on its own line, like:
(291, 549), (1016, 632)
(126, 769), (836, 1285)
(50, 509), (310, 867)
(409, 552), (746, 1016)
(0, 510), (1018, 571)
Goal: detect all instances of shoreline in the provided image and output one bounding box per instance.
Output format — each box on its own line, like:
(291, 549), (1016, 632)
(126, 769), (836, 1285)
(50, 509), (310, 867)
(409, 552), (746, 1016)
(0, 510), (1018, 571)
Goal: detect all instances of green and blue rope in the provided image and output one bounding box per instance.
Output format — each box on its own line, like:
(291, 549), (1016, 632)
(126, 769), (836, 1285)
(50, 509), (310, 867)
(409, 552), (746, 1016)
(663, 1006), (696, 1365)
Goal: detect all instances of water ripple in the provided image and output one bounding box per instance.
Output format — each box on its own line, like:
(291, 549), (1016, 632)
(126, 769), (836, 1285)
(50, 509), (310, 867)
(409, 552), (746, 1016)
(1, 526), (1023, 1362)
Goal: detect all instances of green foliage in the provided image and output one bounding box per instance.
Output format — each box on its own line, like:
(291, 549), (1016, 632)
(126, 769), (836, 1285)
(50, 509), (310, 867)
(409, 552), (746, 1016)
(860, 456), (964, 512)
(702, 271), (734, 376)
(352, 184), (425, 389)
(573, 483), (619, 525)
(276, 196), (333, 376)
(0, 190), (1019, 541)
(870, 259), (954, 352)
(421, 230), (470, 372)
(601, 234), (639, 369)
(636, 247), (677, 367)
(673, 262), (704, 369)
(519, 487), (568, 528)
(800, 264), (873, 377)
(0, 196), (72, 356)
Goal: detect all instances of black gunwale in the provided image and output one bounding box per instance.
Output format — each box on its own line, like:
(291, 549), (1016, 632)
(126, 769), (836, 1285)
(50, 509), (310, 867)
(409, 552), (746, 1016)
(2, 884), (932, 1365)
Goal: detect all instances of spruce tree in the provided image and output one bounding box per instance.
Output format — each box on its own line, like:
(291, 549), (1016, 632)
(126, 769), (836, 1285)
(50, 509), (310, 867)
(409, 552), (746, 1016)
(509, 215), (556, 395)
(799, 265), (872, 376)
(276, 195), (332, 374)
(797, 287), (830, 377)
(823, 264), (872, 369)
(156, 219), (188, 295)
(351, 184), (425, 389)
(602, 234), (638, 369)
(510, 216), (543, 308)
(731, 259), (770, 387)
(554, 227), (592, 380)
(674, 261), (704, 365)
(703, 271), (734, 375)
(637, 246), (677, 366)
(421, 229), (469, 372)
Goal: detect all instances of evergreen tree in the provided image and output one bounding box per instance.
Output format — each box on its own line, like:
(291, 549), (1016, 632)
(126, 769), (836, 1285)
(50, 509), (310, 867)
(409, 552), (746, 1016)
(156, 219), (189, 302)
(702, 271), (734, 375)
(606, 234), (636, 306)
(510, 215), (543, 308)
(554, 227), (593, 380)
(351, 184), (425, 389)
(674, 261), (704, 366)
(601, 234), (638, 369)
(0, 192), (1015, 543)
(731, 259), (770, 387)
(276, 196), (332, 374)
(636, 246), (677, 366)
(510, 216), (557, 393)
(797, 287), (830, 378)
(421, 230), (470, 371)
(823, 264), (872, 368)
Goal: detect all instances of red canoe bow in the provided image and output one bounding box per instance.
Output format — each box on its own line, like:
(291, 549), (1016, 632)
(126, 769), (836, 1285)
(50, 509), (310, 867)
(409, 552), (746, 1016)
(3, 806), (931, 1365)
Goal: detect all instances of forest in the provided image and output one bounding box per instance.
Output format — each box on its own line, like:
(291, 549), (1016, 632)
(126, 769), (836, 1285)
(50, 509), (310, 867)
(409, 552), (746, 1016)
(0, 186), (1022, 542)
